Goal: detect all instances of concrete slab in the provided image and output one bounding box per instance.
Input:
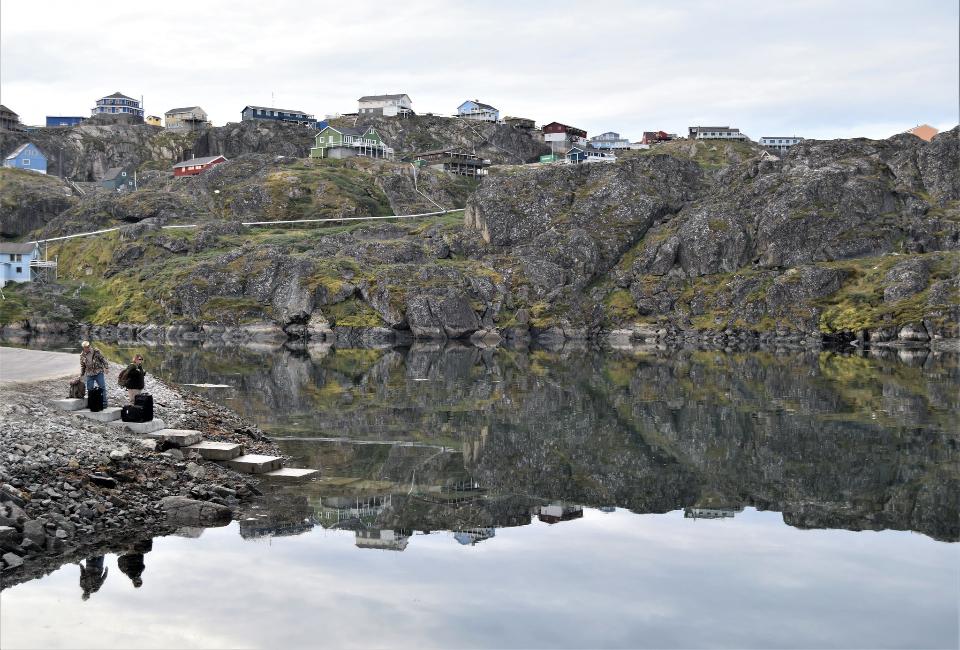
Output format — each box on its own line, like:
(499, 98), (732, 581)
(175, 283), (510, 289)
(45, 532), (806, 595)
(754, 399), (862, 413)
(0, 347), (79, 384)
(108, 418), (166, 434)
(147, 429), (203, 447)
(224, 454), (283, 474)
(73, 407), (122, 422)
(184, 441), (243, 461)
(51, 398), (86, 411)
(263, 467), (319, 481)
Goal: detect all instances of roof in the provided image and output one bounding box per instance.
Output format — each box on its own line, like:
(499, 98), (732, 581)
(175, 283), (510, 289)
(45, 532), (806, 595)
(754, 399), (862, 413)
(165, 106), (205, 115)
(173, 155), (226, 168)
(0, 105), (16, 116)
(102, 166), (131, 180)
(415, 148), (483, 159)
(591, 132), (623, 139)
(5, 143), (40, 160)
(102, 92), (135, 100)
(357, 94), (410, 102)
(242, 105), (313, 116)
(460, 99), (497, 111)
(0, 242), (38, 254)
(906, 124), (938, 142)
(691, 126), (738, 131)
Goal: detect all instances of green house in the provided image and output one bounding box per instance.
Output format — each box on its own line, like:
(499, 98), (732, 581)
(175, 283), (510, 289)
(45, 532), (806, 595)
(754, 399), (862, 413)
(309, 125), (392, 160)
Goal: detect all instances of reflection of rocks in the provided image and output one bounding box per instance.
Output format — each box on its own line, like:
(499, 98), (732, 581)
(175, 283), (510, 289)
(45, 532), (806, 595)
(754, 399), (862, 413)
(159, 497), (232, 527)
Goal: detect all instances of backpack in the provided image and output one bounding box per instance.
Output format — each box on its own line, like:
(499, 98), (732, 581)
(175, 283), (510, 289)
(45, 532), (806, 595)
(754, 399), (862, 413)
(118, 366), (131, 388)
(69, 379), (86, 399)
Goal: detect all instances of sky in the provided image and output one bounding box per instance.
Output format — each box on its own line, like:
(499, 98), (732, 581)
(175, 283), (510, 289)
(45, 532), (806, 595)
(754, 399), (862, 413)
(1, 0), (957, 140)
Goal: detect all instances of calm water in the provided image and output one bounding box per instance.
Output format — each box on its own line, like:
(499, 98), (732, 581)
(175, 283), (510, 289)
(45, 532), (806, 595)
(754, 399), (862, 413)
(1, 340), (958, 649)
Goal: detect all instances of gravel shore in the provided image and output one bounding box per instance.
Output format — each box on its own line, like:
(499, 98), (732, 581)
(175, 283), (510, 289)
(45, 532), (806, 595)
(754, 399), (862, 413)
(0, 361), (284, 589)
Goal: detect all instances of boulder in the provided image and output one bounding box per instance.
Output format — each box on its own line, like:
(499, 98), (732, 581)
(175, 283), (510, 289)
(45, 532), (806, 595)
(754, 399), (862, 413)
(158, 496), (232, 527)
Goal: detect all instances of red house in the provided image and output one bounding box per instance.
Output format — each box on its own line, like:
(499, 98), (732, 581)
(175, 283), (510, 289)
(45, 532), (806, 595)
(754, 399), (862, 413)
(541, 121), (587, 139)
(641, 131), (675, 145)
(173, 155), (227, 177)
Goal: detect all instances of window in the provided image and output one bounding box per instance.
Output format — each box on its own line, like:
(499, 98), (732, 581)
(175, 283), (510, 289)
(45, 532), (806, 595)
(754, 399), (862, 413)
(121, 171), (127, 176)
(22, 159), (30, 166)
(15, 267), (22, 274)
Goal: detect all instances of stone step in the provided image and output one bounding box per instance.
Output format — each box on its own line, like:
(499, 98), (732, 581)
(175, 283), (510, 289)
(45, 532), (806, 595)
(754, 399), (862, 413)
(108, 418), (165, 434)
(185, 441), (244, 461)
(146, 429), (203, 447)
(224, 454), (283, 474)
(73, 407), (122, 422)
(263, 467), (320, 481)
(51, 398), (86, 411)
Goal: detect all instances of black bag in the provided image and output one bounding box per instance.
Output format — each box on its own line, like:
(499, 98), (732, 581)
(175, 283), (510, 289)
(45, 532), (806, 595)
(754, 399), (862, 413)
(88, 386), (104, 412)
(133, 393), (154, 421)
(69, 380), (86, 399)
(121, 404), (149, 423)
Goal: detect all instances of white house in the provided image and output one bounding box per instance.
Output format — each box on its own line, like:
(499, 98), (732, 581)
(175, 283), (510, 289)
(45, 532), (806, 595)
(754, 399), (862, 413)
(457, 100), (499, 122)
(589, 131), (630, 149)
(759, 136), (804, 155)
(357, 94), (412, 117)
(688, 126), (749, 141)
(0, 242), (40, 286)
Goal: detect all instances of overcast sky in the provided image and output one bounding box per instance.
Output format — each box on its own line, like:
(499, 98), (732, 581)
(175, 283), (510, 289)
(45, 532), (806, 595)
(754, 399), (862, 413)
(1, 0), (957, 140)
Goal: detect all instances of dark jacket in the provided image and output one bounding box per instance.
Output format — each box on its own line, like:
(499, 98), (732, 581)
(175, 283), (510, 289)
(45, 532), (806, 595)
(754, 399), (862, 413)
(122, 363), (146, 389)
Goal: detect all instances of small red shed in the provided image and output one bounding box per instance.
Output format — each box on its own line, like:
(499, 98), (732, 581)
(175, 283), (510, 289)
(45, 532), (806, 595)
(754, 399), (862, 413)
(173, 155), (227, 177)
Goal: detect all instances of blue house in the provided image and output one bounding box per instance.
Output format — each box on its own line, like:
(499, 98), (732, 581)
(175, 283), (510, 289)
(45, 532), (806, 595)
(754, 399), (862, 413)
(46, 116), (85, 127)
(457, 100), (499, 122)
(241, 105), (317, 126)
(3, 143), (47, 174)
(0, 242), (40, 286)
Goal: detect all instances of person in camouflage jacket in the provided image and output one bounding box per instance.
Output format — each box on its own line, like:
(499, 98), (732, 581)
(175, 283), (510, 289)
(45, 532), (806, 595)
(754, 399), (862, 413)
(79, 341), (108, 409)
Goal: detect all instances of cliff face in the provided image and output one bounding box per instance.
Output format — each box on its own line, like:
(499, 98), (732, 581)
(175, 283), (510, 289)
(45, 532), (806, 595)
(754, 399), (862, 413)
(0, 169), (77, 238)
(0, 125), (957, 347)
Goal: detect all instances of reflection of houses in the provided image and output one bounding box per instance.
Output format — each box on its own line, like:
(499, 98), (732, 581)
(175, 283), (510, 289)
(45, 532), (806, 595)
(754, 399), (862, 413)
(358, 94), (413, 117)
(453, 527), (496, 546)
(173, 155), (227, 177)
(3, 143), (47, 174)
(538, 503), (584, 524)
(457, 100), (499, 122)
(314, 494), (393, 524)
(309, 125), (393, 160)
(355, 529), (411, 551)
(240, 517), (315, 540)
(758, 136), (803, 155)
(688, 125), (748, 141)
(410, 149), (489, 177)
(684, 507), (742, 520)
(100, 165), (136, 191)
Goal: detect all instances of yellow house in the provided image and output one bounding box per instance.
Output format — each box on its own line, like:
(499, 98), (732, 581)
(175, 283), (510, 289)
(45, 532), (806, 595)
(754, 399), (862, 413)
(145, 115), (162, 127)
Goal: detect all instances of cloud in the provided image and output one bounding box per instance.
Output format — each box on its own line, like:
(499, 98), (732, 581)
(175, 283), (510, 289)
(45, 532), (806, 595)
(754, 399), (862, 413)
(0, 0), (956, 139)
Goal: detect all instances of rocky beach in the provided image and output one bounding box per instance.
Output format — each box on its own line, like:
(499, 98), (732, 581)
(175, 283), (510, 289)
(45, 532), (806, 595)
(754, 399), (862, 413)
(0, 349), (283, 588)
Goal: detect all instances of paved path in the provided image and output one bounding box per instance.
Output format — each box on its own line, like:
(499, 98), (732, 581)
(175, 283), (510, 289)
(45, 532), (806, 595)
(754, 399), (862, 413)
(0, 347), (79, 384)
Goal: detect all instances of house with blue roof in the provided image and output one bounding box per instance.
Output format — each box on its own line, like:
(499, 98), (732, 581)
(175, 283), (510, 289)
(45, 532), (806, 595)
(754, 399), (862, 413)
(3, 143), (47, 174)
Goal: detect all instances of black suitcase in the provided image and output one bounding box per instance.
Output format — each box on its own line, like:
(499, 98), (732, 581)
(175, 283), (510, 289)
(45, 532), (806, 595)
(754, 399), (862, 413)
(87, 386), (104, 412)
(134, 393), (154, 421)
(121, 404), (148, 423)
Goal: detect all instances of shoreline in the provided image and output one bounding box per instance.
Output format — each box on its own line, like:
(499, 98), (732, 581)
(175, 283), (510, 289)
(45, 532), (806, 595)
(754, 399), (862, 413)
(0, 358), (283, 590)
(2, 319), (957, 353)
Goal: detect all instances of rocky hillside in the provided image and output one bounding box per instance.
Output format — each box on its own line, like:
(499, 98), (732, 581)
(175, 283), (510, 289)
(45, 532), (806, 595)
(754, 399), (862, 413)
(0, 169), (77, 238)
(1, 128), (957, 349)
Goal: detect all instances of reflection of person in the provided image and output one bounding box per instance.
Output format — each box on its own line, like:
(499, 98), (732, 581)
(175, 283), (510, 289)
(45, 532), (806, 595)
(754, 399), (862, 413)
(120, 354), (147, 403)
(78, 556), (108, 600)
(79, 341), (108, 409)
(117, 539), (152, 588)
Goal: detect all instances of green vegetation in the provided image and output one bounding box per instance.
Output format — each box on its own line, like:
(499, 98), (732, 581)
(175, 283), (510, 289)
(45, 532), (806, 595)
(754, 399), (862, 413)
(604, 289), (640, 323)
(817, 252), (959, 333)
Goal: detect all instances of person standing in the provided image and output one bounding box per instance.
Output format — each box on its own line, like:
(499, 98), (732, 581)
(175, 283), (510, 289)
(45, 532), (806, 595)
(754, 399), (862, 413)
(79, 341), (108, 410)
(119, 354), (146, 403)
